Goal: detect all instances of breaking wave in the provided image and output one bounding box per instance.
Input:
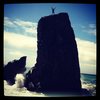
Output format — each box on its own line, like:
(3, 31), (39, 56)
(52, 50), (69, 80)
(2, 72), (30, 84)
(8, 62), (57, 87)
(4, 73), (96, 97)
(81, 80), (96, 96)
(4, 74), (45, 97)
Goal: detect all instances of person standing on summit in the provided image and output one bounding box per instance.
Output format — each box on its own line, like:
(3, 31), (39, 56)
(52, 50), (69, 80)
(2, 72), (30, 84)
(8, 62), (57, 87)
(51, 7), (56, 14)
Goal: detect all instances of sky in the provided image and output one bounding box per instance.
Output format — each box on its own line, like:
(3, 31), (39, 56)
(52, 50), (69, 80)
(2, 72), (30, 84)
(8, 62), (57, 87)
(4, 3), (96, 74)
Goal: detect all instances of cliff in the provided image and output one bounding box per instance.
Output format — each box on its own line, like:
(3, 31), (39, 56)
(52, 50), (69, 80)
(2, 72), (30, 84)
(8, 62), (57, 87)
(25, 13), (82, 94)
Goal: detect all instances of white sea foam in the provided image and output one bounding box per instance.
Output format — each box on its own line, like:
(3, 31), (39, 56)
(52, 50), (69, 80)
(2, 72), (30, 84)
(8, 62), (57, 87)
(4, 74), (96, 96)
(4, 74), (45, 97)
(81, 80), (96, 96)
(15, 74), (25, 88)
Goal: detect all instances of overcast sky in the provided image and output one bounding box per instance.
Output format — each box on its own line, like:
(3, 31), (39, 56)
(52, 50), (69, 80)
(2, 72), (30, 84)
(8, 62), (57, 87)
(4, 3), (96, 74)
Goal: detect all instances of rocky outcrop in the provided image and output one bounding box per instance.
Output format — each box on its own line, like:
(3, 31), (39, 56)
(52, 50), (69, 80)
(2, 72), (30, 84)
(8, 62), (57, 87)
(25, 13), (82, 94)
(4, 56), (26, 85)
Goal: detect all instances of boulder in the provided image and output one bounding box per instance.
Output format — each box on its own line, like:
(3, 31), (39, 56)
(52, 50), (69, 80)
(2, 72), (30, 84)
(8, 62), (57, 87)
(4, 56), (26, 85)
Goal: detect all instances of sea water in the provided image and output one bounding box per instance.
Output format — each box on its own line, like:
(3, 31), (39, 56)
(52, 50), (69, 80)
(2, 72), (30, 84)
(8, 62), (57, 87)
(4, 73), (96, 97)
(81, 73), (96, 96)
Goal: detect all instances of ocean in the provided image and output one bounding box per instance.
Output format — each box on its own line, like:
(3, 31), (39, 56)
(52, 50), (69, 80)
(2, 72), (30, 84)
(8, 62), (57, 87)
(81, 73), (96, 96)
(4, 73), (96, 97)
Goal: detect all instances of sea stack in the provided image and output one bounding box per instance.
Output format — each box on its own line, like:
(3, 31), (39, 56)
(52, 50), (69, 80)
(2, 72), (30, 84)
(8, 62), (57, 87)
(25, 13), (82, 94)
(4, 56), (26, 85)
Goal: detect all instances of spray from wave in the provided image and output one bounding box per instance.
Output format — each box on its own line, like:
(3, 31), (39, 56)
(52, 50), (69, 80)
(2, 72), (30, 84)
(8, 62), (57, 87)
(4, 74), (45, 97)
(81, 80), (96, 96)
(15, 74), (25, 88)
(81, 73), (96, 96)
(4, 73), (96, 96)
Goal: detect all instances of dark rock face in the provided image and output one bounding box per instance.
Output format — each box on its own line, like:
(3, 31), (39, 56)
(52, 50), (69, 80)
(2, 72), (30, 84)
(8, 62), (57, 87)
(4, 56), (26, 85)
(25, 13), (82, 94)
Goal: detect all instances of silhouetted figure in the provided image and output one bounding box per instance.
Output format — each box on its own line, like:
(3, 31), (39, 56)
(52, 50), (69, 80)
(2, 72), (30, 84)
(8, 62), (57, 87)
(51, 7), (56, 14)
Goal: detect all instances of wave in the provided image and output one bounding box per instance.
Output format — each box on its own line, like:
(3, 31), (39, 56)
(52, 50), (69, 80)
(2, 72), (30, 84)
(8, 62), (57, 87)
(81, 80), (96, 96)
(4, 74), (96, 97)
(4, 74), (45, 97)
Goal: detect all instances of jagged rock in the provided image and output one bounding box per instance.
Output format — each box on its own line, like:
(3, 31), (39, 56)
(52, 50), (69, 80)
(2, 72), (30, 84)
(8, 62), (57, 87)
(4, 56), (26, 85)
(25, 13), (82, 94)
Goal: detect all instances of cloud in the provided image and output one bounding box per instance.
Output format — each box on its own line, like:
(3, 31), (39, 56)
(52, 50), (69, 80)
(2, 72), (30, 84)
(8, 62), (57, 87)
(13, 19), (37, 35)
(4, 17), (17, 27)
(4, 31), (37, 67)
(83, 29), (96, 36)
(14, 19), (37, 30)
(14, 19), (34, 27)
(4, 17), (37, 37)
(76, 38), (96, 74)
(4, 31), (37, 50)
(82, 24), (96, 36)
(14, 19), (37, 34)
(79, 24), (86, 29)
(9, 51), (25, 56)
(89, 24), (96, 28)
(23, 27), (37, 34)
